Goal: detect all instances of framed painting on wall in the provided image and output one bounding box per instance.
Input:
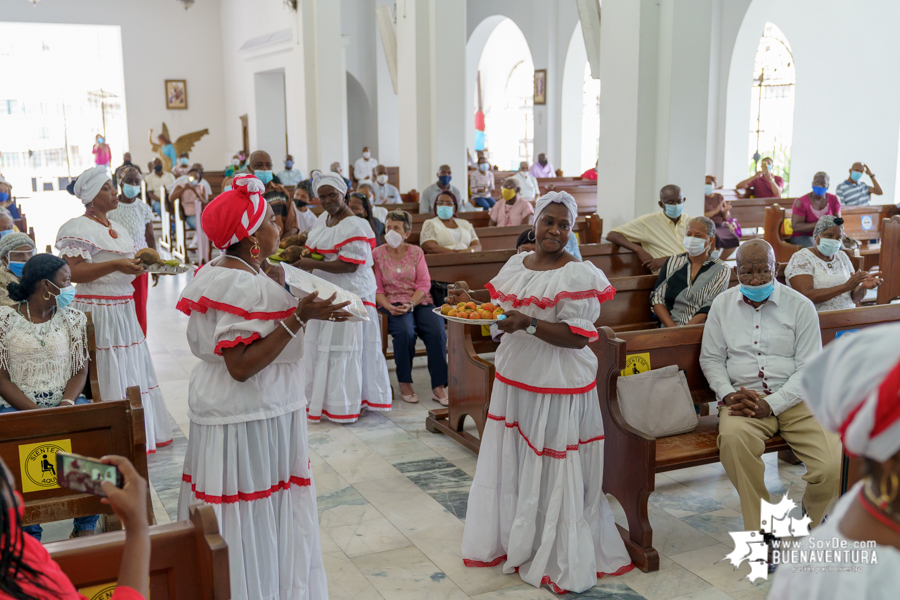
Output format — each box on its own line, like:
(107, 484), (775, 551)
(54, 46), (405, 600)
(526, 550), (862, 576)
(533, 69), (547, 105)
(165, 79), (187, 109)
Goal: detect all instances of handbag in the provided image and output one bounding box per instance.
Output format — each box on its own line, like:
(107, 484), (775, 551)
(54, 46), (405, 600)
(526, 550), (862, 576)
(616, 365), (698, 438)
(430, 280), (450, 306)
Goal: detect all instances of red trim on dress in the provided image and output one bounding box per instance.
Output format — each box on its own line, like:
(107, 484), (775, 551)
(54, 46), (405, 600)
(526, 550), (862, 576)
(75, 295), (134, 301)
(74, 299), (133, 307)
(96, 339), (146, 351)
(307, 401), (391, 422)
(157, 439), (174, 448)
(181, 473), (311, 504)
(214, 333), (262, 355)
(305, 236), (377, 254)
(462, 554), (634, 593)
(362, 399), (391, 409)
(463, 555), (506, 568)
(494, 373), (597, 395)
(487, 412), (604, 459)
(485, 282), (616, 309)
(568, 325), (599, 341)
(362, 301), (377, 308)
(176, 296), (295, 320)
(339, 256), (366, 265)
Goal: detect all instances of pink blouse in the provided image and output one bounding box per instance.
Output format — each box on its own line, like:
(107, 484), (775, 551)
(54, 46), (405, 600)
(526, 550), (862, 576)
(373, 244), (433, 305)
(489, 197), (534, 227)
(791, 193), (841, 239)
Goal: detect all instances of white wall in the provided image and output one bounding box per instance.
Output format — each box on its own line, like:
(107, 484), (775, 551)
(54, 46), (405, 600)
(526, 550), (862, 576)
(2, 0), (227, 172)
(560, 22), (587, 176)
(254, 70), (287, 158)
(342, 0), (380, 162)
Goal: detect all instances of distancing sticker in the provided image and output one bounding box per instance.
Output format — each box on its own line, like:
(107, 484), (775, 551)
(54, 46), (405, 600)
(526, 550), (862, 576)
(78, 584), (118, 600)
(621, 352), (651, 377)
(18, 439), (72, 493)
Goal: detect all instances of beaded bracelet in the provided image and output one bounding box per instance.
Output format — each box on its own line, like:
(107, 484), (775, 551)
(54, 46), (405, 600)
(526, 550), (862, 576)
(280, 320), (297, 338)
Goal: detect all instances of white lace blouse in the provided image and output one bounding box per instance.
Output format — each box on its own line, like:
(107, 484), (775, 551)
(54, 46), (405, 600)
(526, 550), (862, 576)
(785, 248), (856, 312)
(0, 306), (88, 408)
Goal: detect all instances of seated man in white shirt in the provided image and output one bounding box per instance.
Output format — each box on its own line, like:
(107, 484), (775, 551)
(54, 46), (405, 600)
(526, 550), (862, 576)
(277, 154), (304, 186)
(699, 239), (841, 531)
(512, 160), (540, 201)
(371, 165), (401, 205)
(353, 146), (377, 184)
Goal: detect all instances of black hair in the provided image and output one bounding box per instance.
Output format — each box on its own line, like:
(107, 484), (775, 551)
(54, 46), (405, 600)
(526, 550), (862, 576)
(0, 460), (50, 598)
(434, 190), (459, 214)
(515, 228), (536, 250)
(65, 177), (78, 196)
(7, 254), (66, 303)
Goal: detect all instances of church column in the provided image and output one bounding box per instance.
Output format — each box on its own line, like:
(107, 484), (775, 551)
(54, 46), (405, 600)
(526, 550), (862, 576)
(300, 0), (349, 172)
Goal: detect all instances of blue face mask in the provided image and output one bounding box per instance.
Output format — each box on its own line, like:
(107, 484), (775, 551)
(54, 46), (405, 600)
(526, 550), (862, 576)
(664, 203), (684, 219)
(479, 163), (488, 172)
(49, 281), (76, 310)
(436, 205), (454, 220)
(255, 170), (274, 185)
(0, 230), (13, 239)
(223, 185), (233, 192)
(97, 137), (104, 144)
(438, 175), (451, 186)
(285, 161), (294, 169)
(850, 171), (863, 182)
(122, 184), (141, 199)
(704, 184), (714, 196)
(741, 282), (775, 302)
(7, 261), (24, 277)
(0, 192), (9, 203)
(812, 185), (828, 196)
(817, 237), (843, 257)
(180, 158), (189, 165)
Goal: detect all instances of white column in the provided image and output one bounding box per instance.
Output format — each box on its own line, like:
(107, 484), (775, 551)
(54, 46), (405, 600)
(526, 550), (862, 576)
(429, 1), (467, 193)
(300, 0), (348, 172)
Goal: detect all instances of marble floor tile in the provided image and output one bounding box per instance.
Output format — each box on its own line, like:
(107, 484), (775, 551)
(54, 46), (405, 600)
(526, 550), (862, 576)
(323, 516), (413, 558)
(611, 555), (711, 600)
(667, 543), (771, 600)
(406, 467), (472, 492)
(552, 580), (646, 599)
(669, 587), (734, 600)
(450, 455), (479, 477)
(353, 475), (460, 536)
(352, 546), (471, 600)
(649, 475), (725, 518)
(470, 583), (557, 599)
(611, 503), (720, 558)
(322, 552), (386, 600)
(149, 481), (172, 525)
(681, 508), (747, 547)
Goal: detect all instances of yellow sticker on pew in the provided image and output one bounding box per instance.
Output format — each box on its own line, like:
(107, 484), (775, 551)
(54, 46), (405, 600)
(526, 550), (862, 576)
(621, 353), (651, 377)
(18, 439), (72, 493)
(78, 583), (118, 600)
(782, 219), (793, 235)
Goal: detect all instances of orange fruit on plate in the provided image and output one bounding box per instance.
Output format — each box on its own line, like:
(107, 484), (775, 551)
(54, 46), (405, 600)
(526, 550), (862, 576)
(481, 303), (495, 312)
(492, 309), (503, 319)
(468, 312), (481, 320)
(441, 304), (452, 315)
(466, 302), (477, 310)
(447, 309), (458, 317)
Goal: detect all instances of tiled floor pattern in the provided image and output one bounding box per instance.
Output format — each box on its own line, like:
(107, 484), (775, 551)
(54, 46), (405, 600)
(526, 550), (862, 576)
(24, 199), (811, 598)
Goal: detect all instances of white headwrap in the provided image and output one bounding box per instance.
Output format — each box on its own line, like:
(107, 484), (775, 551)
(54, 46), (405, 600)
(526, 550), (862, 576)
(313, 172), (348, 198)
(73, 166), (111, 205)
(801, 323), (900, 462)
(534, 191), (577, 224)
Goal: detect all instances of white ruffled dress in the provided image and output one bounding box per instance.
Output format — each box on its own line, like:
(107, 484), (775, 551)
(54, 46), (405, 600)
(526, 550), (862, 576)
(175, 255), (327, 600)
(461, 252), (634, 594)
(302, 213), (392, 423)
(55, 216), (172, 453)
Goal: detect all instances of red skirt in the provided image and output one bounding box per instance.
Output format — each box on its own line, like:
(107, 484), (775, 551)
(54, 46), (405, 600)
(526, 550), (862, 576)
(131, 273), (148, 336)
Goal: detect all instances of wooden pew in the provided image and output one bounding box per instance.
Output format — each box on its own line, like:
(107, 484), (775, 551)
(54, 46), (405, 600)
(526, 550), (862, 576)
(49, 504), (230, 600)
(0, 386), (154, 530)
(728, 197), (795, 231)
(158, 186), (173, 252)
(841, 204), (899, 248)
(204, 170), (226, 196)
(14, 212), (28, 234)
(407, 216), (602, 251)
(876, 215), (900, 304)
(763, 204), (801, 263)
(171, 198), (190, 264)
(411, 203), (598, 235)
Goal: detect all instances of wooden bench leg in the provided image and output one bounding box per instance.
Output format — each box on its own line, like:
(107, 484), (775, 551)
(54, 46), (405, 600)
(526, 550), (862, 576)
(778, 449), (803, 465)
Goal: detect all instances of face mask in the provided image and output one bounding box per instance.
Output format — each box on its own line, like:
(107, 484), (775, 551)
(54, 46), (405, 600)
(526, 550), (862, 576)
(664, 203), (683, 219)
(501, 188), (517, 201)
(154, 165), (162, 174)
(363, 151), (371, 160)
(48, 281), (76, 310)
(384, 229), (403, 248)
(97, 137), (104, 144)
(704, 184), (714, 196)
(437, 205), (454, 220)
(294, 198), (308, 208)
(122, 184), (141, 199)
(479, 163), (488, 172)
(0, 230), (13, 239)
(376, 174), (389, 185)
(812, 185), (828, 196)
(741, 282), (774, 303)
(850, 171), (863, 182)
(223, 185), (233, 193)
(180, 158), (189, 165)
(7, 261), (24, 277)
(519, 169), (528, 175)
(255, 170), (274, 185)
(0, 193), (8, 203)
(285, 160), (294, 169)
(438, 175), (451, 186)
(682, 236), (709, 257)
(539, 159), (547, 166)
(817, 237), (843, 257)
(231, 158), (241, 166)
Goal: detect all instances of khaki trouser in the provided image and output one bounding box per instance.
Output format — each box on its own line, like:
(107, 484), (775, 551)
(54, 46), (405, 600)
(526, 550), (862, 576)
(717, 401), (842, 530)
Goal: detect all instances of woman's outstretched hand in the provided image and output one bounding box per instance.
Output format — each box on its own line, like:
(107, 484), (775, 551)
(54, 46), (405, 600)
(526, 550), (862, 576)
(295, 291), (352, 323)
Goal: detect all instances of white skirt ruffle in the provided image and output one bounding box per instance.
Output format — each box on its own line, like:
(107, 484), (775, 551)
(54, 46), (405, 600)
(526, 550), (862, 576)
(461, 380), (633, 594)
(177, 409), (327, 600)
(73, 296), (172, 453)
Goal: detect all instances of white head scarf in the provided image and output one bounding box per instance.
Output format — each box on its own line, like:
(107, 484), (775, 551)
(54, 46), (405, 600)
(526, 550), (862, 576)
(313, 172), (348, 198)
(534, 191), (577, 224)
(801, 323), (900, 462)
(73, 166), (111, 205)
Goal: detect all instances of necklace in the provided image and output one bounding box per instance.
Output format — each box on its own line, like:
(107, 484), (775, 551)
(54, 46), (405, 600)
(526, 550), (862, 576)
(225, 254), (259, 273)
(21, 301), (54, 347)
(87, 209), (118, 239)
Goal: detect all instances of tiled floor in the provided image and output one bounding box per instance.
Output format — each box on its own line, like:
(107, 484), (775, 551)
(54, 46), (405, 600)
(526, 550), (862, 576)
(24, 194), (809, 598)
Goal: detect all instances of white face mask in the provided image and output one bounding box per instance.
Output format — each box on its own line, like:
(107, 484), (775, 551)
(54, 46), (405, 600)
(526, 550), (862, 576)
(376, 174), (389, 185)
(682, 235), (709, 257)
(384, 229), (404, 248)
(363, 151), (371, 160)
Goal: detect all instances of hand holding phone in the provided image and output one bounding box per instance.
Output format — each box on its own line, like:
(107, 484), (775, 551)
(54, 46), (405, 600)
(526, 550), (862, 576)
(57, 452), (123, 497)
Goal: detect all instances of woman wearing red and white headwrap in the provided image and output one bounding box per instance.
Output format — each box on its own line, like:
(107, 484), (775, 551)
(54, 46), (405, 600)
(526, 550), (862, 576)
(175, 174), (348, 600)
(56, 166), (173, 452)
(769, 324), (900, 600)
(454, 191), (633, 594)
(294, 172), (392, 423)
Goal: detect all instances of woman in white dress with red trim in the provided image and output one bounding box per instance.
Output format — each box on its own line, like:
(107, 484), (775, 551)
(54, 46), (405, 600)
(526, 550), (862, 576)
(457, 192), (633, 594)
(295, 173), (392, 423)
(56, 166), (172, 453)
(176, 175), (349, 600)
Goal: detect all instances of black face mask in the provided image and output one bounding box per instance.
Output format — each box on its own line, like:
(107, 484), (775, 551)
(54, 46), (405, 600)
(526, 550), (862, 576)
(154, 165), (162, 174)
(539, 159), (547, 166)
(294, 198), (308, 208)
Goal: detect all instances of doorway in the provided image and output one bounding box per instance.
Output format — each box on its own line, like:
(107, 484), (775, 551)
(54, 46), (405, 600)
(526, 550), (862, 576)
(253, 69), (288, 157)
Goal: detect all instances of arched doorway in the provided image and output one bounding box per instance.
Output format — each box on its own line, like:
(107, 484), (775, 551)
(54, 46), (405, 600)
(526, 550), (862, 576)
(747, 22), (795, 193)
(560, 22), (600, 177)
(346, 72), (375, 168)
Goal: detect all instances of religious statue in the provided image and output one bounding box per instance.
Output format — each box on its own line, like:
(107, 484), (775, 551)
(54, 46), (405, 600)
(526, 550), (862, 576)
(148, 123), (209, 172)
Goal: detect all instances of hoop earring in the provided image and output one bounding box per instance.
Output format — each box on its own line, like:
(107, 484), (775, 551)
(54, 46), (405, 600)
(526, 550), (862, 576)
(527, 230), (536, 243)
(876, 471), (900, 511)
(250, 242), (261, 258)
(44, 291), (52, 301)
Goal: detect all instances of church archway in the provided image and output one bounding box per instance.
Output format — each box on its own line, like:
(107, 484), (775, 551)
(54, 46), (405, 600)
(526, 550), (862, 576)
(560, 22), (600, 177)
(346, 72), (375, 169)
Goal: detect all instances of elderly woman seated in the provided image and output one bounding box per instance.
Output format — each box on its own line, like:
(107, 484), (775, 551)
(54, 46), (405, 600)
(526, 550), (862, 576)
(786, 215), (882, 311)
(373, 210), (448, 405)
(791, 171), (842, 248)
(489, 177), (534, 227)
(421, 191), (482, 254)
(650, 216), (729, 327)
(0, 232), (36, 307)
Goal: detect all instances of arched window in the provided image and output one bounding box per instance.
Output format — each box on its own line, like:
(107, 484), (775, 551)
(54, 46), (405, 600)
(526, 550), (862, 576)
(581, 62), (601, 174)
(748, 22), (795, 193)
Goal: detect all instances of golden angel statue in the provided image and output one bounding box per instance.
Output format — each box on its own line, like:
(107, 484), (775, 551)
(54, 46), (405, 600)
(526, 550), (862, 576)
(148, 123), (209, 171)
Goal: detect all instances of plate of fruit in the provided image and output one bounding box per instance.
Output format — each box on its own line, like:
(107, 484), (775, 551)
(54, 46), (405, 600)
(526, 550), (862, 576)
(434, 302), (505, 324)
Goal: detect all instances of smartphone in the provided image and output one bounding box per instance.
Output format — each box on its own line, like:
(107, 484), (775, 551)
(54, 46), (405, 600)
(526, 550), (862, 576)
(56, 452), (123, 497)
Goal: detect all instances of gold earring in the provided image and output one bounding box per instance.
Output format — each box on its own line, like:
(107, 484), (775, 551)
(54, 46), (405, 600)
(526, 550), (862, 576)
(250, 242), (261, 258)
(44, 291), (52, 301)
(876, 471), (900, 511)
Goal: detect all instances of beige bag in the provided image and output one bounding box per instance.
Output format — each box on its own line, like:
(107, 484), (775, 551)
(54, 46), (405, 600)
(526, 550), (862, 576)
(616, 365), (698, 438)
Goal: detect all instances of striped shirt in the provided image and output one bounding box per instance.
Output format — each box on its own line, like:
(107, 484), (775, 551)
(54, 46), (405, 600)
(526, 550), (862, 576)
(650, 253), (730, 326)
(835, 180), (871, 207)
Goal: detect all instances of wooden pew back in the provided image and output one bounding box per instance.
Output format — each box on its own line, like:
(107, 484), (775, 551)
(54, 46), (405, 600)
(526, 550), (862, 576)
(877, 215), (900, 304)
(819, 303), (900, 344)
(842, 204), (899, 245)
(728, 197), (794, 230)
(764, 204), (801, 263)
(49, 504), (230, 600)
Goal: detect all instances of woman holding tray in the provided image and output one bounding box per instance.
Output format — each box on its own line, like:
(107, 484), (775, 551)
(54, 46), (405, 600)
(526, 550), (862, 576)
(176, 174), (348, 600)
(294, 173), (392, 423)
(56, 166), (172, 454)
(454, 191), (633, 594)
